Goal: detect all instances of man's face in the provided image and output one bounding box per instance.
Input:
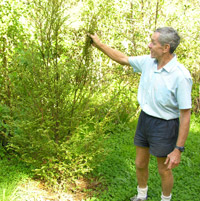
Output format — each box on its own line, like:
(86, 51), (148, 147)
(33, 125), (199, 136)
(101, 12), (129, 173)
(148, 32), (165, 59)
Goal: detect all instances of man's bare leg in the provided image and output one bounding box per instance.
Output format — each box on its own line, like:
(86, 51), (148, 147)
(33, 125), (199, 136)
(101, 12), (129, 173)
(157, 157), (173, 196)
(135, 146), (150, 188)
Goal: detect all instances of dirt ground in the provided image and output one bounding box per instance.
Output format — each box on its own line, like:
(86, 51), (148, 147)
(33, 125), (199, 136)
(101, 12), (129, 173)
(11, 178), (101, 201)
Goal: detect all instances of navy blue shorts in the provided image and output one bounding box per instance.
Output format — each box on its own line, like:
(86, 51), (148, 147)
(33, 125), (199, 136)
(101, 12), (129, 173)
(134, 111), (179, 157)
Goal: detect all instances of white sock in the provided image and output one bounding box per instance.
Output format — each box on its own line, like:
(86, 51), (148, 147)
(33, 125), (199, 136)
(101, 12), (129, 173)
(161, 193), (172, 201)
(137, 186), (148, 199)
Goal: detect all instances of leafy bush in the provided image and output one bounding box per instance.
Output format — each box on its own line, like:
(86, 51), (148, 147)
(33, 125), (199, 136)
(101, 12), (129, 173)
(0, 104), (11, 158)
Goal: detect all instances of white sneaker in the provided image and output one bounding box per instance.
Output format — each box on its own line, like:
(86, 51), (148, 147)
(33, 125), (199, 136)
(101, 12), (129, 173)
(130, 195), (148, 201)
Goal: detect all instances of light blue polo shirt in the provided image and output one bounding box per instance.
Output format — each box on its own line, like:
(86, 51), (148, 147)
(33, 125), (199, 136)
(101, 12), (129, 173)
(128, 55), (192, 120)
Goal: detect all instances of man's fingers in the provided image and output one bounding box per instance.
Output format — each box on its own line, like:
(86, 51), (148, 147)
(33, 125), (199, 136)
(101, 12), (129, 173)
(87, 33), (95, 37)
(87, 34), (94, 45)
(167, 163), (173, 170)
(165, 158), (179, 170)
(164, 157), (169, 165)
(87, 33), (100, 47)
(165, 157), (173, 170)
(164, 157), (174, 170)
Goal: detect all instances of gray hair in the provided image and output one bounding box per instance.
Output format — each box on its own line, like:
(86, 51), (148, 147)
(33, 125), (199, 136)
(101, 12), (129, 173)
(155, 27), (180, 54)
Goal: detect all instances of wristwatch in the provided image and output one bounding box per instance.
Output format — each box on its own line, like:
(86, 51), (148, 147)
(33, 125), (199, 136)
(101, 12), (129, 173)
(175, 145), (185, 152)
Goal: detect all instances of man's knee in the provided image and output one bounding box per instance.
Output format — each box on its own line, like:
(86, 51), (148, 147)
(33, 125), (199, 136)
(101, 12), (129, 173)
(158, 167), (172, 178)
(135, 159), (149, 170)
(135, 146), (150, 170)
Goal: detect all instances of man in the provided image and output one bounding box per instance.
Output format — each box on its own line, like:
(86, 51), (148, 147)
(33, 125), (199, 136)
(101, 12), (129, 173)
(88, 27), (192, 201)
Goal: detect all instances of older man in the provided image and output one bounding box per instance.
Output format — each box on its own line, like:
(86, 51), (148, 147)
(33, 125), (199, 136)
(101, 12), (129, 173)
(89, 27), (192, 201)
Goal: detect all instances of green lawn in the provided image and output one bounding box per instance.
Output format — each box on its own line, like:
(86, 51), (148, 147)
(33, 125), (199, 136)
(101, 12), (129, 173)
(0, 158), (33, 201)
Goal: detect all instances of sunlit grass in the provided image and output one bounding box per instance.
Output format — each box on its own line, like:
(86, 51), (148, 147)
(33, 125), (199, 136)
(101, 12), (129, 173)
(0, 158), (32, 201)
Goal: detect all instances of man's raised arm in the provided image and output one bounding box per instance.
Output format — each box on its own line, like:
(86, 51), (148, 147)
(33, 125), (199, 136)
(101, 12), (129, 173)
(88, 34), (130, 66)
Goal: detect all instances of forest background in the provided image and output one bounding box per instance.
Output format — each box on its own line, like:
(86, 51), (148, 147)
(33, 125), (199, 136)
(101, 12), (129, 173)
(0, 0), (200, 200)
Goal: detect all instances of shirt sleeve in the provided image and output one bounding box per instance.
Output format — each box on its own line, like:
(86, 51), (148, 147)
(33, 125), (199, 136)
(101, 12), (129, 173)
(128, 55), (150, 73)
(177, 77), (193, 109)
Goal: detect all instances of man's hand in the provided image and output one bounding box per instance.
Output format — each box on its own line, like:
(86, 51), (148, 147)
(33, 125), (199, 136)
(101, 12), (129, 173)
(164, 149), (181, 169)
(88, 33), (101, 48)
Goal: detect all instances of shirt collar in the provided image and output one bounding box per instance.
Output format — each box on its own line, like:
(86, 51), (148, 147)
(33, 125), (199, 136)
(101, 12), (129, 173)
(153, 54), (177, 73)
(162, 54), (177, 72)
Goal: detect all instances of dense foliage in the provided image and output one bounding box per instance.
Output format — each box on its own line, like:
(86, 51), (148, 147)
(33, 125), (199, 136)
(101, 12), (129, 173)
(0, 0), (199, 195)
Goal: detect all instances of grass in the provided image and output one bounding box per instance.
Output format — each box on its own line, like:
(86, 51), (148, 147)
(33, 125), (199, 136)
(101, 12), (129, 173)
(0, 158), (33, 201)
(0, 115), (200, 201)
